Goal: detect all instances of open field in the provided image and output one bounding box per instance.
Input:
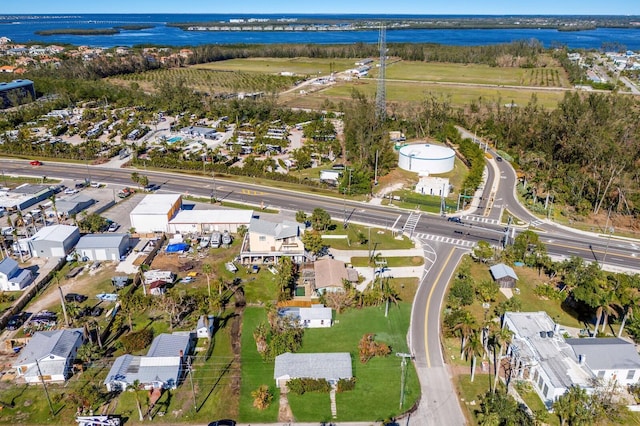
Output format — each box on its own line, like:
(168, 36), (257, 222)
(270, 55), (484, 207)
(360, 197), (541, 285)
(194, 57), (357, 75)
(378, 61), (570, 88)
(294, 79), (568, 109)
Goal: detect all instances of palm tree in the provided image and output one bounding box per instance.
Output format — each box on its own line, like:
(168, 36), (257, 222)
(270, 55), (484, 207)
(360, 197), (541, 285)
(453, 310), (477, 360)
(49, 194), (60, 224)
(618, 286), (640, 337)
(381, 277), (399, 317)
(11, 227), (23, 263)
(598, 290), (621, 334)
(463, 330), (484, 382)
(202, 263), (212, 299)
(127, 380), (145, 422)
(492, 327), (513, 393)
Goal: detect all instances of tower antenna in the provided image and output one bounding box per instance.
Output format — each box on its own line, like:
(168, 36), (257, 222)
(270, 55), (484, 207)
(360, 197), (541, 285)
(375, 24), (387, 121)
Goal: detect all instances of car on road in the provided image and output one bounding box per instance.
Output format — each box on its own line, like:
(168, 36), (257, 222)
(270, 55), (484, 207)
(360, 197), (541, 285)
(447, 216), (462, 223)
(496, 156), (503, 162)
(65, 293), (88, 303)
(207, 420), (236, 426)
(144, 183), (160, 192)
(29, 160), (43, 166)
(108, 222), (119, 232)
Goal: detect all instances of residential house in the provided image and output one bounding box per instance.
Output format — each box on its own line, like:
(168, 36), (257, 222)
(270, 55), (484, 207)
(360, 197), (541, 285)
(503, 311), (594, 408)
(279, 304), (333, 328)
(313, 258), (358, 294)
(490, 263), (518, 288)
(103, 332), (193, 392)
(13, 328), (84, 383)
(240, 218), (306, 264)
(274, 352), (352, 388)
(0, 257), (33, 291)
(196, 315), (216, 339)
(566, 338), (640, 386)
(148, 280), (168, 296)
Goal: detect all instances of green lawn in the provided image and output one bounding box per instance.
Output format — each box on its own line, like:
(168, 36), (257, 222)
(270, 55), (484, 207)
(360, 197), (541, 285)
(239, 307), (280, 423)
(455, 374), (496, 425)
(323, 222), (415, 251)
(516, 384), (559, 426)
(350, 256), (424, 267)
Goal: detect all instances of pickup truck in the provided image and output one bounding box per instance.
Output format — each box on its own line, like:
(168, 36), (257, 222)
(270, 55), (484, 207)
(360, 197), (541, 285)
(118, 188), (132, 198)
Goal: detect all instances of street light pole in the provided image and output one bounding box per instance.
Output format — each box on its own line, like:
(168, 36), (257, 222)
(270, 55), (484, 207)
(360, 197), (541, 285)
(34, 357), (55, 416)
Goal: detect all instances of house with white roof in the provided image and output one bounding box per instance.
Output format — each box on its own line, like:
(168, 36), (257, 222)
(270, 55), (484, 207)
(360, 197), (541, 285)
(168, 209), (254, 234)
(274, 352), (352, 388)
(278, 304), (333, 328)
(25, 224), (79, 258)
(503, 311), (594, 408)
(13, 328), (84, 383)
(130, 194), (182, 233)
(240, 217), (306, 264)
(0, 257), (33, 291)
(566, 337), (640, 386)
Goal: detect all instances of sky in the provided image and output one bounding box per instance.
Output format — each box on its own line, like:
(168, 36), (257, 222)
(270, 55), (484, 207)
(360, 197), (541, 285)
(2, 1), (639, 15)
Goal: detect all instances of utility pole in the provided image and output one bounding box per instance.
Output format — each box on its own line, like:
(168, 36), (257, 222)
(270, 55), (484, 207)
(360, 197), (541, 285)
(35, 357), (55, 416)
(58, 285), (69, 327)
(374, 149), (379, 186)
(342, 188), (347, 229)
(396, 352), (413, 410)
(188, 363), (197, 412)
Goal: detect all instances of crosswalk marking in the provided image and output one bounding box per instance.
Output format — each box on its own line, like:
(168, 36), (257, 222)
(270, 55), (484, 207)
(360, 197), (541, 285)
(462, 215), (500, 225)
(530, 219), (543, 227)
(416, 233), (476, 248)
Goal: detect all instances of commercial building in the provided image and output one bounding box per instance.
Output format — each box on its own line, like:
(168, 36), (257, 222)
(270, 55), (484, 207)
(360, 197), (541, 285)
(55, 194), (95, 217)
(0, 184), (54, 212)
(130, 194), (182, 233)
(0, 79), (35, 109)
(25, 224), (80, 258)
(168, 209), (254, 234)
(75, 233), (130, 261)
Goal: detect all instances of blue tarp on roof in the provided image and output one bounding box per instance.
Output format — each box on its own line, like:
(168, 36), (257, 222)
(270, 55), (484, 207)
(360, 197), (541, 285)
(166, 242), (189, 253)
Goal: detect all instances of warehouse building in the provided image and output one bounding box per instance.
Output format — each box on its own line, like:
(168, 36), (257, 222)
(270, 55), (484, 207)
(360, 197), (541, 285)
(0, 79), (35, 109)
(130, 194), (182, 233)
(168, 209), (254, 234)
(0, 184), (53, 212)
(55, 194), (95, 217)
(75, 233), (130, 261)
(25, 224), (80, 258)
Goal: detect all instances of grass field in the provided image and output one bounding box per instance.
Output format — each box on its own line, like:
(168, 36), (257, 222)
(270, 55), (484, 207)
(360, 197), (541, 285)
(379, 61), (570, 88)
(350, 256), (424, 267)
(323, 221), (415, 250)
(194, 57), (357, 75)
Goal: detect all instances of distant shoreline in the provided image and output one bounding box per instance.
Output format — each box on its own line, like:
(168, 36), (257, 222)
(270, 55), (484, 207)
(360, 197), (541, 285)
(35, 25), (154, 36)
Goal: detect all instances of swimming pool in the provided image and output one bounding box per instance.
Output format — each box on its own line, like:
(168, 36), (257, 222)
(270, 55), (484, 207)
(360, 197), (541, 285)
(167, 136), (182, 143)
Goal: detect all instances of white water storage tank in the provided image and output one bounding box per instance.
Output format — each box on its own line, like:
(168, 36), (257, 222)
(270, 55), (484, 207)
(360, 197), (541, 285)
(398, 143), (455, 174)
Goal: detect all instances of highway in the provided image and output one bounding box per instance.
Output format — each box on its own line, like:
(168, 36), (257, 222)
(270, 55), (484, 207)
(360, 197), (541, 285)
(3, 158), (640, 425)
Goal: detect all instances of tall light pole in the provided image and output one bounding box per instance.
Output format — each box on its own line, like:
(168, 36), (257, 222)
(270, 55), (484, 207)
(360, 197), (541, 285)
(396, 352), (413, 410)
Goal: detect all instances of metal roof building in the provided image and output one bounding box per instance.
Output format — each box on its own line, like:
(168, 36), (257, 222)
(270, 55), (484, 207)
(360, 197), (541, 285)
(168, 209), (254, 234)
(274, 352), (352, 388)
(130, 194), (182, 233)
(0, 79), (35, 108)
(26, 224), (80, 258)
(75, 233), (130, 261)
(566, 337), (640, 386)
(103, 355), (182, 392)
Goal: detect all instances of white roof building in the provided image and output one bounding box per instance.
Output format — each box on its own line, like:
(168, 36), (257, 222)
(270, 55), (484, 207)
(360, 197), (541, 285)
(130, 194), (182, 233)
(504, 311), (594, 408)
(168, 209), (254, 234)
(25, 224), (80, 258)
(274, 352), (352, 388)
(0, 257), (33, 291)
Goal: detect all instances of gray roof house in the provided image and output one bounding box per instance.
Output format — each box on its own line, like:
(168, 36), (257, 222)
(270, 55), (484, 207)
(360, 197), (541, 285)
(240, 217), (306, 264)
(75, 233), (130, 261)
(103, 332), (193, 392)
(196, 315), (215, 339)
(274, 352), (352, 388)
(13, 328), (84, 383)
(489, 263), (519, 288)
(566, 337), (640, 386)
(26, 224), (80, 258)
(0, 257), (33, 291)
(103, 355), (182, 392)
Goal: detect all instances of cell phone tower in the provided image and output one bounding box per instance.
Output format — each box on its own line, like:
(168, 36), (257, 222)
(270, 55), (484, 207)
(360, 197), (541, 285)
(375, 24), (387, 121)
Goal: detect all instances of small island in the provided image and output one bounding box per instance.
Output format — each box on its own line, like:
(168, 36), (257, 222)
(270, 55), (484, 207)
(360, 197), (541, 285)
(114, 25), (154, 31)
(36, 28), (120, 36)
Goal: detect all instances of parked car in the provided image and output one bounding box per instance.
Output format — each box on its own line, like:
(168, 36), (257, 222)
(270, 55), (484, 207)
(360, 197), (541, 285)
(65, 293), (88, 303)
(64, 188), (79, 195)
(90, 306), (104, 317)
(208, 420), (236, 426)
(180, 276), (195, 284)
(108, 222), (119, 232)
(447, 216), (462, 223)
(29, 160), (43, 166)
(7, 313), (28, 330)
(90, 181), (101, 188)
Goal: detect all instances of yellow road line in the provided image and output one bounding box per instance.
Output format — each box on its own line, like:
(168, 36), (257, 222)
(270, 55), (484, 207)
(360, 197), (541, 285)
(424, 247), (456, 368)
(548, 242), (639, 261)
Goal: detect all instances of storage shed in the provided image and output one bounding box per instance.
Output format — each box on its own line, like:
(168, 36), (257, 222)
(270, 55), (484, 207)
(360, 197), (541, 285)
(75, 233), (130, 261)
(26, 224), (80, 258)
(130, 194), (182, 233)
(489, 263), (519, 288)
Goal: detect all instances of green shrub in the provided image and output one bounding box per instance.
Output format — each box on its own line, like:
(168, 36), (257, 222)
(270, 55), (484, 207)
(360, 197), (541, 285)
(120, 328), (153, 352)
(287, 378), (331, 395)
(337, 377), (356, 393)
